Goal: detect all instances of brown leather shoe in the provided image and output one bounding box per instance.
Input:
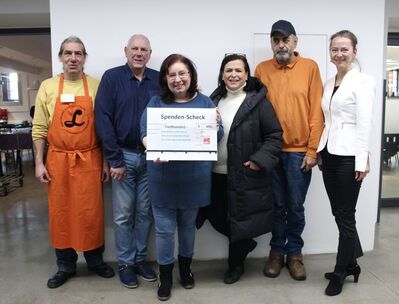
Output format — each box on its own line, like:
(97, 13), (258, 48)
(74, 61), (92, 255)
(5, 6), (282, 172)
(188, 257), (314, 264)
(286, 254), (306, 281)
(263, 251), (284, 278)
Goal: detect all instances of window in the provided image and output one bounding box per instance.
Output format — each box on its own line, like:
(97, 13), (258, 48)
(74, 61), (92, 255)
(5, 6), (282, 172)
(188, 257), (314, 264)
(387, 69), (398, 97)
(0, 72), (22, 105)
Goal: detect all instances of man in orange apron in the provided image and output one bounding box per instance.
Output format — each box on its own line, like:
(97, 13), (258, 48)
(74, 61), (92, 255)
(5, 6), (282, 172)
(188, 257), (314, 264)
(32, 36), (114, 288)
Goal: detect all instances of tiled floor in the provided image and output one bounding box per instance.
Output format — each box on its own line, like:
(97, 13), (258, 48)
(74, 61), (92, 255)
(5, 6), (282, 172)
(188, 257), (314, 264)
(1, 159), (399, 304)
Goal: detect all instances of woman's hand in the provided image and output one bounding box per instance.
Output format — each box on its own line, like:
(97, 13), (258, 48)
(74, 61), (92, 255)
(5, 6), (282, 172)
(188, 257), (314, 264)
(243, 160), (260, 171)
(154, 157), (169, 163)
(355, 171), (368, 181)
(216, 107), (221, 131)
(355, 157), (370, 181)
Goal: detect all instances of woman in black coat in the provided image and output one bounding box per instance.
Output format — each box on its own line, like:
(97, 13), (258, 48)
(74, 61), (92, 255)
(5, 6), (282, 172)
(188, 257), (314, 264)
(197, 54), (282, 284)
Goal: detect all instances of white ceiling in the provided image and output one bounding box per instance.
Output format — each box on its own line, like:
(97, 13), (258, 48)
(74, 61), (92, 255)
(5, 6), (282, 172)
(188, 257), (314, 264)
(0, 0), (51, 73)
(0, 34), (51, 73)
(0, 0), (50, 29)
(0, 0), (399, 74)
(0, 35), (51, 67)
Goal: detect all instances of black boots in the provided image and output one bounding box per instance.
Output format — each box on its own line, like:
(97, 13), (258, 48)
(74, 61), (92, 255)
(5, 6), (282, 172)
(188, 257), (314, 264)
(325, 264), (361, 282)
(325, 271), (346, 296)
(158, 257), (194, 301)
(224, 239), (257, 284)
(224, 265), (244, 284)
(324, 264), (361, 296)
(158, 263), (174, 301)
(178, 255), (195, 289)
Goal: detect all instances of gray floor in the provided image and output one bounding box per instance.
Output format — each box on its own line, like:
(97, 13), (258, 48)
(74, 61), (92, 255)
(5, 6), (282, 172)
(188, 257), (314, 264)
(2, 158), (399, 304)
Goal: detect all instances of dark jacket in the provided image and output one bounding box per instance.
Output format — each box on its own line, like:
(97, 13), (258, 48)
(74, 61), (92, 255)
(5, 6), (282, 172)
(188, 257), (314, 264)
(211, 77), (282, 242)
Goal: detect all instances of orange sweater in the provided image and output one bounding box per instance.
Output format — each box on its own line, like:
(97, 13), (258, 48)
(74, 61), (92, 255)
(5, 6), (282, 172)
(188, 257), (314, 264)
(255, 52), (323, 158)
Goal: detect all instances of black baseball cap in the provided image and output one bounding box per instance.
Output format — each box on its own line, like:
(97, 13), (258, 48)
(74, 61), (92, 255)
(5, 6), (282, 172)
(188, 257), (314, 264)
(270, 20), (296, 37)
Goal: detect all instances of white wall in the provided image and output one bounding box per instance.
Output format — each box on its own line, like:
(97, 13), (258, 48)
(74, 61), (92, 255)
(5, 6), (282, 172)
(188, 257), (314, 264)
(50, 0), (386, 260)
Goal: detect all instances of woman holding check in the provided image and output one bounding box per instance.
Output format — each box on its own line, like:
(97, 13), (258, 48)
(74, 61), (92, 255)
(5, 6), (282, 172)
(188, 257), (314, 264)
(141, 53), (223, 301)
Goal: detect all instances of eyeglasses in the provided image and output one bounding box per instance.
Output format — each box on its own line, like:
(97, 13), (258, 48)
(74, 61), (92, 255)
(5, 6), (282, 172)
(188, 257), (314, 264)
(224, 53), (246, 58)
(167, 71), (190, 80)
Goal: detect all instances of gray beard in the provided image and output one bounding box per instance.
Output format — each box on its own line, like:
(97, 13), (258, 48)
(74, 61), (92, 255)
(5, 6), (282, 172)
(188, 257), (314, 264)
(275, 52), (291, 65)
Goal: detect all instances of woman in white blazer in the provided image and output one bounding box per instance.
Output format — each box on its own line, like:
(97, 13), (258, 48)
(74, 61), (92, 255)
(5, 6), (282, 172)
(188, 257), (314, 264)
(317, 30), (375, 296)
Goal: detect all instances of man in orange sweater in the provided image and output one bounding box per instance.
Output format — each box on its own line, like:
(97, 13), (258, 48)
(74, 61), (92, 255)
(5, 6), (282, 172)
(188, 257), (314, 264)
(255, 20), (323, 281)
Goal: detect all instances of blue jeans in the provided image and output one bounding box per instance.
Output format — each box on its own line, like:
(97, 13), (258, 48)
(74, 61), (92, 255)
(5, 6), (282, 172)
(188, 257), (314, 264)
(112, 150), (153, 265)
(270, 152), (311, 256)
(152, 206), (198, 265)
(56, 245), (104, 273)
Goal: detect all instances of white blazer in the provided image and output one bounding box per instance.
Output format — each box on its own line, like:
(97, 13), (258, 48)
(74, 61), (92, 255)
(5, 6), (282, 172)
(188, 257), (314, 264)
(317, 68), (375, 172)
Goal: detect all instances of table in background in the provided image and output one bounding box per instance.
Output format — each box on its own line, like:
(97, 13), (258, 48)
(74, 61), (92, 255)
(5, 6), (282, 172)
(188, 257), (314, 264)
(0, 132), (33, 196)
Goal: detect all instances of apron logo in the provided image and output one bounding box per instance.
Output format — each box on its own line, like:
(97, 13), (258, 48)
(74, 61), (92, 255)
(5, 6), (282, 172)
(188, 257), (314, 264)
(64, 110), (85, 128)
(61, 105), (89, 134)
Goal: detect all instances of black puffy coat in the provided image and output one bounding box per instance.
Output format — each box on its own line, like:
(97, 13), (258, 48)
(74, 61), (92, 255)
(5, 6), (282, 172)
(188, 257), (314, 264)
(210, 77), (282, 242)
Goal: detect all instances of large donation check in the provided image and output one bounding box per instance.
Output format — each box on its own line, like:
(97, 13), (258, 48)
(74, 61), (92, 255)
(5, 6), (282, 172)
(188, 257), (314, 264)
(146, 107), (218, 161)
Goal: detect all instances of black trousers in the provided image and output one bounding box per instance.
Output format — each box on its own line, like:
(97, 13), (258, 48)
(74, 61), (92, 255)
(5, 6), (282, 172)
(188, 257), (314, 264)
(200, 173), (254, 267)
(55, 245), (105, 273)
(320, 149), (363, 271)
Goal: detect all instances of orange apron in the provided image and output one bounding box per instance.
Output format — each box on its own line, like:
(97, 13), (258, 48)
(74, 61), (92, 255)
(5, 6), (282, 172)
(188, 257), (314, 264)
(46, 74), (104, 251)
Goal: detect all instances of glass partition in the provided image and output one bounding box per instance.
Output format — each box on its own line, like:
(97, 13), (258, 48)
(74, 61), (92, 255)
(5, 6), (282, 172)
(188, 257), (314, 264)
(381, 39), (399, 205)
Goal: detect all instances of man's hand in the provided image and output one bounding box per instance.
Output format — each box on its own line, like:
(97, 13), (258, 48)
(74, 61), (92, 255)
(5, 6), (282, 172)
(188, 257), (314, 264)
(102, 159), (110, 182)
(110, 166), (126, 180)
(300, 155), (317, 172)
(33, 139), (50, 183)
(35, 163), (51, 183)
